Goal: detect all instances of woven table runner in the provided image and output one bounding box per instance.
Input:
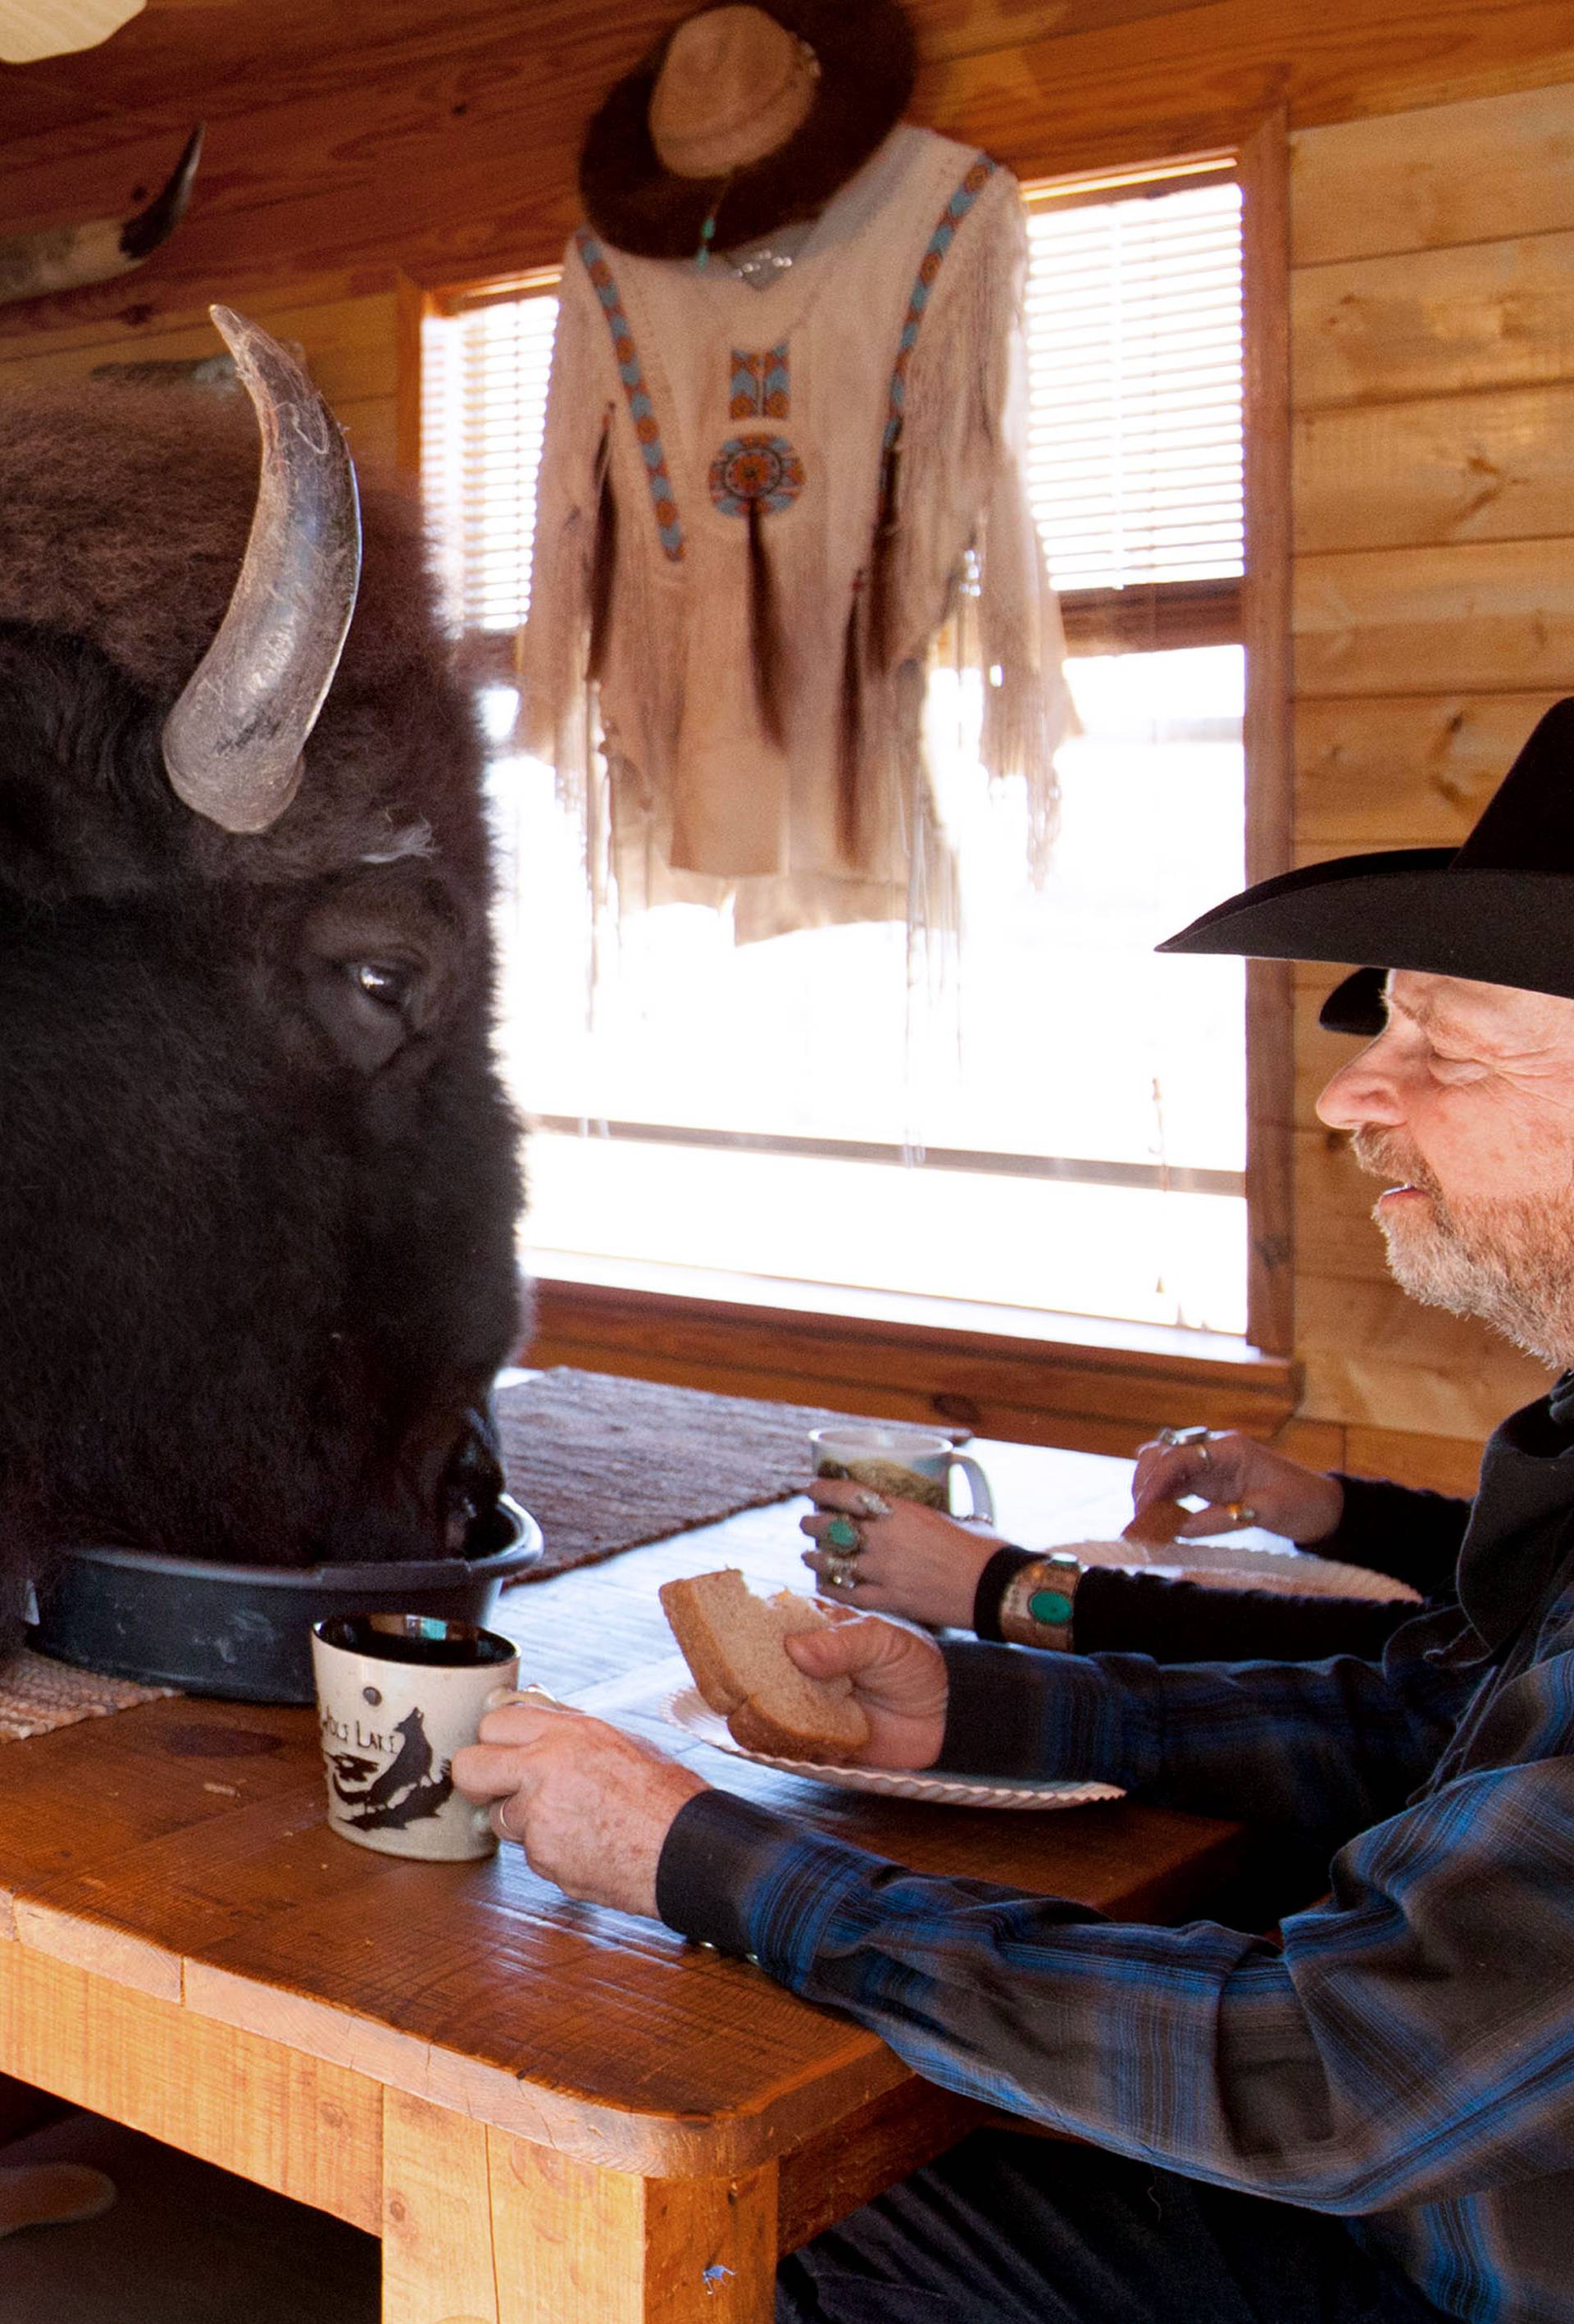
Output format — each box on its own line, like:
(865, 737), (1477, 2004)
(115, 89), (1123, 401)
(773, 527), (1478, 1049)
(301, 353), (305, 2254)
(0, 1649), (174, 1742)
(496, 1367), (942, 1581)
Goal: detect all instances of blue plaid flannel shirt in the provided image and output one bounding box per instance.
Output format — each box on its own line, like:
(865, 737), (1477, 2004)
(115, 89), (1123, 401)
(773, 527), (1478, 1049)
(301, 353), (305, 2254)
(657, 1406), (1574, 2324)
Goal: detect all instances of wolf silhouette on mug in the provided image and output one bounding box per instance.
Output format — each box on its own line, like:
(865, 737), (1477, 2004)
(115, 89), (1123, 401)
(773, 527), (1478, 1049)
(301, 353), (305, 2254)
(0, 312), (525, 1652)
(330, 1707), (456, 1833)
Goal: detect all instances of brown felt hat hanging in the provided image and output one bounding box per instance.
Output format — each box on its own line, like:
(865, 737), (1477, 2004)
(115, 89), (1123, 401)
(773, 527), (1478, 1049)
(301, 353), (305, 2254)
(1158, 699), (1574, 1034)
(579, 0), (917, 259)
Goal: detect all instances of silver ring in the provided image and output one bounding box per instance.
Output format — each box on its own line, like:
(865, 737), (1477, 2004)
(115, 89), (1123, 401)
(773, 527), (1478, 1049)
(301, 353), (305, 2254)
(1158, 1424), (1212, 1465)
(851, 1489), (893, 1520)
(823, 1556), (860, 1589)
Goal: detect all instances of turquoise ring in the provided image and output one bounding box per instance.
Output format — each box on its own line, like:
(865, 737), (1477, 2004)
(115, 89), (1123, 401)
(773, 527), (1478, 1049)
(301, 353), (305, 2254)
(824, 1515), (864, 1555)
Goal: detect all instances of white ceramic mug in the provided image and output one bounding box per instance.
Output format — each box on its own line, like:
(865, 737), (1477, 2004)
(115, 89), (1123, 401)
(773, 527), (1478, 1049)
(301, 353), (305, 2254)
(808, 1427), (995, 1524)
(311, 1612), (519, 1861)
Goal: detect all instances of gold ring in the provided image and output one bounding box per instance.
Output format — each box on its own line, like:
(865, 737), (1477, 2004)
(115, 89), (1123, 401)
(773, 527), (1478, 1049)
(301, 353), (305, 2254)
(1224, 1501), (1258, 1528)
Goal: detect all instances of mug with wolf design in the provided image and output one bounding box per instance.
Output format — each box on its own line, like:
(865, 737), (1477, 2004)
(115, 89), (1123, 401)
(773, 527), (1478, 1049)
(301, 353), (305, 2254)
(311, 1612), (519, 1860)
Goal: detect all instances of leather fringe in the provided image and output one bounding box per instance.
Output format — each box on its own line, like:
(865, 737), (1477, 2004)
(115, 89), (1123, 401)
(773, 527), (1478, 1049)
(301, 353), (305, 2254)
(866, 429), (903, 675)
(836, 575), (865, 864)
(837, 431), (902, 865)
(585, 411), (617, 686)
(746, 497), (786, 747)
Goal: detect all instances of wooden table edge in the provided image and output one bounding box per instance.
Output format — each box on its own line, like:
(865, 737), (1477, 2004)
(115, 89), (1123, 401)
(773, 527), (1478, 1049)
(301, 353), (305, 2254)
(177, 1953), (915, 2178)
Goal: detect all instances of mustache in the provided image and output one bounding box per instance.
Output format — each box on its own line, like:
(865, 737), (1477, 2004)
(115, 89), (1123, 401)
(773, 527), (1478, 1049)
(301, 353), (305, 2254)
(1349, 1128), (1442, 1198)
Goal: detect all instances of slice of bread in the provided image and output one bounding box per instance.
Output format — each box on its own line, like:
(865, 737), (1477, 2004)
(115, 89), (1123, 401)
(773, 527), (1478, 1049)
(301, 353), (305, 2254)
(660, 1569), (870, 1763)
(1121, 1496), (1190, 1549)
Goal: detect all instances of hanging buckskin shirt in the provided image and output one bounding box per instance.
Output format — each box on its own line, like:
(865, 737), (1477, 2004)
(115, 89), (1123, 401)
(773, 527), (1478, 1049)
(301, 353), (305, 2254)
(659, 1383), (1574, 2324)
(522, 123), (1070, 942)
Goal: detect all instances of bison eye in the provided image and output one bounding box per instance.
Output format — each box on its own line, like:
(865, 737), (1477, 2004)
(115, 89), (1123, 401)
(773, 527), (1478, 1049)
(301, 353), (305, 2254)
(301, 954), (426, 1072)
(353, 960), (412, 1009)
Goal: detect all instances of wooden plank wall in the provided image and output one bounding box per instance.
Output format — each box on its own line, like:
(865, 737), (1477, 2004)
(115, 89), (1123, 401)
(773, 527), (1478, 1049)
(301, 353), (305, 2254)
(1289, 80), (1574, 1495)
(1, 7), (1572, 1494)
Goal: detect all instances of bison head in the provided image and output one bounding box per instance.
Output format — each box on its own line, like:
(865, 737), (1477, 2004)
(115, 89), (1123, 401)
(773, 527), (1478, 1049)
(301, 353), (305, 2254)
(0, 312), (524, 1637)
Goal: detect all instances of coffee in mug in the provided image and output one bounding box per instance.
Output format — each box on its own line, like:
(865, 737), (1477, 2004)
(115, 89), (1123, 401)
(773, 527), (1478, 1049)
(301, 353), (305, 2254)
(808, 1427), (994, 1524)
(311, 1612), (519, 1861)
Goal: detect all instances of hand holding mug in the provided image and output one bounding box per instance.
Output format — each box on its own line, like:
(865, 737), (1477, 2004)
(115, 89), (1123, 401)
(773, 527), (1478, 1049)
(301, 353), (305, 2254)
(453, 1702), (706, 1920)
(801, 1480), (1008, 1626)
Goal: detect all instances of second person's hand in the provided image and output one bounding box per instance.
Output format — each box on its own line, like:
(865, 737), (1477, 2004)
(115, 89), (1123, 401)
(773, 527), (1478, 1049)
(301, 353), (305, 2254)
(800, 1476), (1007, 1627)
(1130, 1429), (1344, 1545)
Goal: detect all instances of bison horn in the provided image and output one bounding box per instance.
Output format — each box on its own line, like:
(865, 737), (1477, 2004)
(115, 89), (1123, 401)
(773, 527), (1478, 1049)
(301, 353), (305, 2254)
(0, 124), (203, 308)
(161, 307), (363, 834)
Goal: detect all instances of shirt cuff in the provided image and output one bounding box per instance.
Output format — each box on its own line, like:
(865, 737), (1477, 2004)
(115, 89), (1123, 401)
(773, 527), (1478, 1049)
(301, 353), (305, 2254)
(656, 1789), (789, 1953)
(654, 1785), (899, 1975)
(935, 1637), (1158, 1786)
(972, 1546), (1038, 1640)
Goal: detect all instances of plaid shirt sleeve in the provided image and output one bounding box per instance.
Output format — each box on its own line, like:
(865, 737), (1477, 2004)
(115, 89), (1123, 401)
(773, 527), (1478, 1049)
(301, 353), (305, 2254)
(934, 1618), (1470, 1834)
(656, 1624), (1574, 2215)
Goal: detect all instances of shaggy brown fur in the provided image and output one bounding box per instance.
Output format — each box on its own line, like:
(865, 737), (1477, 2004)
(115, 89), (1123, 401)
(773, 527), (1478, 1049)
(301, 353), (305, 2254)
(0, 380), (524, 1647)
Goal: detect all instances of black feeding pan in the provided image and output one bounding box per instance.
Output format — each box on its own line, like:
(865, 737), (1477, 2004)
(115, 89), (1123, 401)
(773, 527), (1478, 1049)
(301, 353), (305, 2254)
(30, 1496), (542, 1706)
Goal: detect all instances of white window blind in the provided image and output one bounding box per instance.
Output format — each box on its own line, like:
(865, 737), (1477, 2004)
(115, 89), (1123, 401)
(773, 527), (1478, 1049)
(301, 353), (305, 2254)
(421, 289), (558, 634)
(1024, 177), (1243, 591)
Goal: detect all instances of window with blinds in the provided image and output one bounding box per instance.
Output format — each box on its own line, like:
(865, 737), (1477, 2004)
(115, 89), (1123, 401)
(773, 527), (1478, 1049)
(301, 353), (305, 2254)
(421, 159), (1250, 1339)
(1024, 167), (1244, 660)
(1026, 175), (1243, 592)
(421, 282), (558, 636)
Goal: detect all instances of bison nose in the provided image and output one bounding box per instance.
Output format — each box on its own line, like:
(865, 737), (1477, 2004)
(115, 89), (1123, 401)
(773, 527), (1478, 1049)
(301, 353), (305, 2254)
(440, 1407), (506, 1553)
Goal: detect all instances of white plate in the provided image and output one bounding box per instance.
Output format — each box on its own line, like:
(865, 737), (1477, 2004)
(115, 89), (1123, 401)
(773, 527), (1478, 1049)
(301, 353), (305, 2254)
(1062, 1538), (1422, 1603)
(663, 1686), (1125, 1811)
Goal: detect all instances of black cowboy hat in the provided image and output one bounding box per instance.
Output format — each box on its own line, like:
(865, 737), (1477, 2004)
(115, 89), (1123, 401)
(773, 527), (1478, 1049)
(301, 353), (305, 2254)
(579, 0), (917, 261)
(1158, 698), (1574, 1035)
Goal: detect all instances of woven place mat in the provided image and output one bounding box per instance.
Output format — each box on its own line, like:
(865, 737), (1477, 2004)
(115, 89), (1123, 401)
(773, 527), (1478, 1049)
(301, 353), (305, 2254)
(0, 1649), (175, 1743)
(496, 1368), (944, 1582)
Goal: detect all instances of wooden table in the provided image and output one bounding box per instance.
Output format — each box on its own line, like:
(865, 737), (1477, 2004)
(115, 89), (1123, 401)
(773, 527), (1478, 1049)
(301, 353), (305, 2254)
(0, 1439), (1248, 2322)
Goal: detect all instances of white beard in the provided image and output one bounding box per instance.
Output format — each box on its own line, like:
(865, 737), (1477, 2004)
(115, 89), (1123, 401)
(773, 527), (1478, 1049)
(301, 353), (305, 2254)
(1355, 1130), (1574, 1369)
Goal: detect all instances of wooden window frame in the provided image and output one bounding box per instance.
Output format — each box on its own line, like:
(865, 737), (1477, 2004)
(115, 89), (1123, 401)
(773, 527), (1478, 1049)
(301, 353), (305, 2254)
(415, 113), (1296, 1450)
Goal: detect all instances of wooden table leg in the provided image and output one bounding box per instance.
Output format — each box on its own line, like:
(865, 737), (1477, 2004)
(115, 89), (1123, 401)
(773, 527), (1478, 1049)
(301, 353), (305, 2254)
(382, 2089), (501, 2324)
(489, 2134), (778, 2324)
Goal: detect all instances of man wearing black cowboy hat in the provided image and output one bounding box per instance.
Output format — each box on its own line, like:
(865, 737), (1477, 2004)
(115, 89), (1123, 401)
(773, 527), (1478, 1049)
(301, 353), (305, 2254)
(459, 703), (1574, 2322)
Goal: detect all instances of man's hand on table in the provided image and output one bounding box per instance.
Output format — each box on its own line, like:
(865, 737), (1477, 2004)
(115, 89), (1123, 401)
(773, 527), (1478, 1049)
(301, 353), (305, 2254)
(453, 1617), (949, 1913)
(453, 1705), (707, 1919)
